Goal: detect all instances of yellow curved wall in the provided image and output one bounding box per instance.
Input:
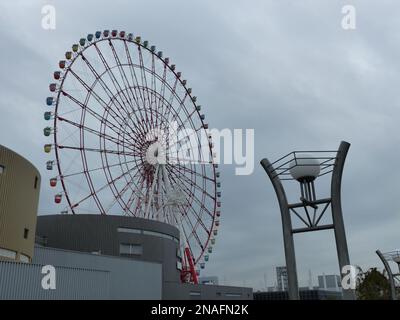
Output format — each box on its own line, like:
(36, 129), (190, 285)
(0, 145), (40, 262)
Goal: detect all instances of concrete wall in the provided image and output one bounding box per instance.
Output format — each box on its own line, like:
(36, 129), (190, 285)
(0, 144), (41, 262)
(32, 245), (162, 299)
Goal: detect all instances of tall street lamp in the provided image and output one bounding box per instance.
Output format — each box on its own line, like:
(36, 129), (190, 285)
(376, 249), (400, 300)
(260, 141), (355, 300)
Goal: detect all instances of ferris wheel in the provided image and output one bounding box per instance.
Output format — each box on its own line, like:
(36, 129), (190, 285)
(43, 30), (221, 282)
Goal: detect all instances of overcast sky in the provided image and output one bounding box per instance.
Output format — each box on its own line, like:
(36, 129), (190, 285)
(1, 0), (400, 290)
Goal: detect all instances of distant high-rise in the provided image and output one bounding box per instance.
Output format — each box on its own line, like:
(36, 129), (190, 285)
(276, 266), (288, 291)
(318, 274), (342, 292)
(308, 269), (313, 289)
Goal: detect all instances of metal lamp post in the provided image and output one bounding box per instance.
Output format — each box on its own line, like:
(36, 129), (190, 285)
(260, 141), (355, 300)
(376, 249), (400, 300)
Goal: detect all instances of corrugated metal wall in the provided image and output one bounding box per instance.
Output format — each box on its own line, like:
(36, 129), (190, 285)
(33, 246), (162, 299)
(0, 260), (110, 299)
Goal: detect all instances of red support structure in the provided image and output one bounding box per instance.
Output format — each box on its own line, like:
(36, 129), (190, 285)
(181, 247), (198, 284)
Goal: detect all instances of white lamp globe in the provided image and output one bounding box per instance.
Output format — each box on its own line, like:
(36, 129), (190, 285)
(289, 153), (320, 182)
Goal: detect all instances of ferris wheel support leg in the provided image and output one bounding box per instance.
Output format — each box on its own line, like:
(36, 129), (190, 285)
(184, 247), (198, 285)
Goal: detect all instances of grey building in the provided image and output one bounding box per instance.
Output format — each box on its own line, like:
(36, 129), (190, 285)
(35, 214), (181, 295)
(254, 288), (343, 300)
(33, 214), (252, 300)
(318, 274), (342, 292)
(199, 276), (219, 285)
(0, 147), (252, 300)
(276, 266), (288, 292)
(1, 245), (162, 299)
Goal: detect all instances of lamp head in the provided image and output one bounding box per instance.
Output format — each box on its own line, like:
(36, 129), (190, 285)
(289, 153), (320, 182)
(392, 250), (400, 263)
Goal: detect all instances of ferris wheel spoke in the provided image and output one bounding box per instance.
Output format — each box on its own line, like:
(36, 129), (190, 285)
(165, 90), (189, 124)
(113, 153), (146, 205)
(162, 78), (183, 122)
(168, 113), (197, 140)
(105, 168), (143, 215)
(162, 77), (179, 124)
(57, 116), (136, 152)
(166, 164), (196, 198)
(184, 203), (211, 238)
(60, 89), (145, 147)
(150, 55), (160, 128)
(123, 41), (149, 131)
(158, 83), (202, 141)
(177, 205), (204, 252)
(154, 65), (168, 129)
(171, 181), (211, 237)
(108, 40), (146, 133)
(60, 88), (131, 140)
(137, 47), (155, 127)
(168, 165), (215, 200)
(178, 212), (190, 246)
(167, 176), (209, 217)
(58, 145), (141, 157)
(69, 160), (139, 210)
(166, 166), (211, 218)
(77, 54), (145, 137)
(166, 115), (203, 150)
(108, 40), (140, 105)
(172, 177), (213, 221)
(62, 158), (137, 179)
(124, 173), (146, 215)
(132, 177), (147, 217)
(166, 161), (197, 194)
(163, 96), (185, 127)
(167, 162), (214, 182)
(137, 47), (152, 104)
(93, 43), (136, 112)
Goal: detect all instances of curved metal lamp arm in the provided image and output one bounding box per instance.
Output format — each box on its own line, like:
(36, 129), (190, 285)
(376, 249), (397, 300)
(260, 158), (299, 300)
(331, 141), (355, 300)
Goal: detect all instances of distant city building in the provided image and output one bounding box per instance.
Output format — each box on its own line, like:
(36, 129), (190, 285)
(276, 266), (288, 291)
(318, 274), (342, 292)
(254, 288), (343, 300)
(199, 276), (219, 285)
